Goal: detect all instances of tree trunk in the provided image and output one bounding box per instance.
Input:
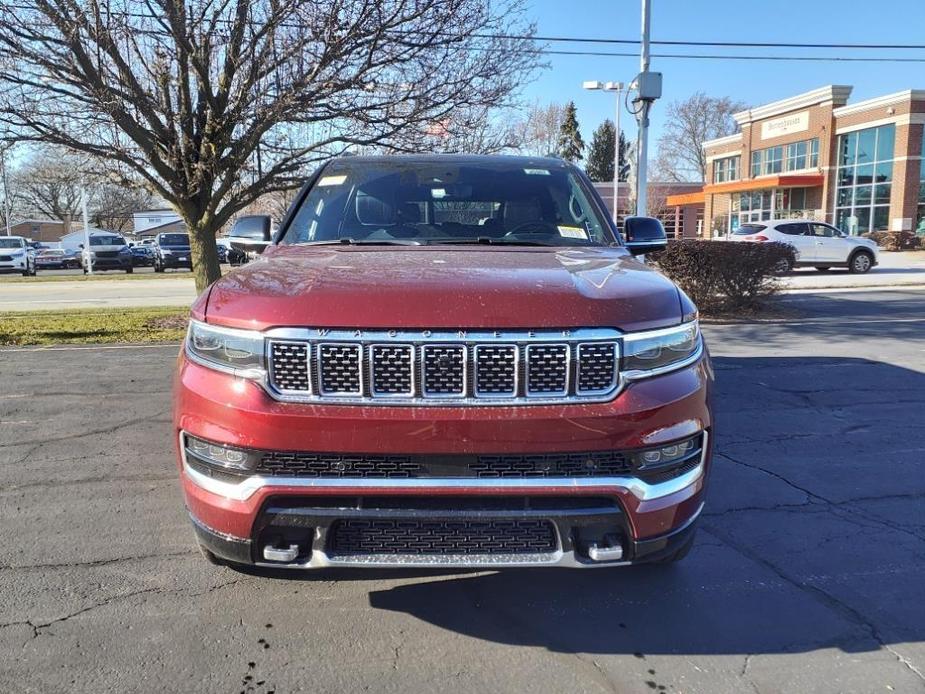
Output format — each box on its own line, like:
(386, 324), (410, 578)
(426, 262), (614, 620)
(186, 218), (223, 293)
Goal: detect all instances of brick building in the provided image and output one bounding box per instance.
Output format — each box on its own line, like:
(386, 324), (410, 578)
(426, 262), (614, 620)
(9, 219), (67, 243)
(684, 85), (925, 237)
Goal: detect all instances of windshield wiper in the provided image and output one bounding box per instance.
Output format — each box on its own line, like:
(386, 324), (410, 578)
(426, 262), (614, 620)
(429, 237), (555, 247)
(294, 238), (423, 246)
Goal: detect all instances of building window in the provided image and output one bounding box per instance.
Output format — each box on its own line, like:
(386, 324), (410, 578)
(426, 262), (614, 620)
(763, 146), (783, 175)
(737, 188), (811, 225)
(835, 124), (895, 235)
(750, 138), (819, 177)
(713, 155), (740, 183)
(916, 160), (925, 234)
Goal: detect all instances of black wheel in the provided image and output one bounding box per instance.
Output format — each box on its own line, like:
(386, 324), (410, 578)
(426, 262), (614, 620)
(772, 258), (792, 274)
(198, 542), (227, 566)
(125, 266), (133, 274)
(814, 266), (831, 272)
(82, 266), (88, 275)
(649, 529), (697, 565)
(30, 264), (37, 276)
(154, 263), (164, 273)
(849, 251), (873, 274)
(21, 268), (30, 277)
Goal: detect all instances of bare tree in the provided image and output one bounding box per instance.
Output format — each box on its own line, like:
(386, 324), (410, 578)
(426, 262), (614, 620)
(11, 146), (153, 232)
(11, 148), (83, 221)
(654, 93), (747, 182)
(0, 0), (540, 291)
(517, 102), (565, 157)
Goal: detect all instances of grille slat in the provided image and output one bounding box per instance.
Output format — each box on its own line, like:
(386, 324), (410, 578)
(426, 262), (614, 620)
(474, 345), (518, 397)
(329, 518), (557, 555)
(370, 344), (414, 395)
(422, 345), (466, 396)
(269, 342), (311, 392)
(266, 331), (620, 404)
(577, 343), (618, 393)
(318, 343), (362, 395)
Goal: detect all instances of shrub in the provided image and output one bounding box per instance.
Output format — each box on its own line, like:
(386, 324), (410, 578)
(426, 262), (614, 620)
(651, 240), (795, 313)
(863, 231), (922, 251)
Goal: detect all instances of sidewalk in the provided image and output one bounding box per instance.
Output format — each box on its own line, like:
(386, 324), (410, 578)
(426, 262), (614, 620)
(780, 250), (925, 291)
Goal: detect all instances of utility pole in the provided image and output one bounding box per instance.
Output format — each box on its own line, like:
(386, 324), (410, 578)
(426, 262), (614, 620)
(81, 183), (93, 274)
(635, 0), (652, 217)
(0, 146), (11, 236)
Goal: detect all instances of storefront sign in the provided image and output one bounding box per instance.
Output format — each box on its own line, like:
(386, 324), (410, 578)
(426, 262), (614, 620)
(761, 111), (809, 140)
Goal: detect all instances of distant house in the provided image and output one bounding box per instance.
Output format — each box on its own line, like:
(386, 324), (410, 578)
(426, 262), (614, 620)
(59, 228), (125, 250)
(133, 209), (184, 238)
(10, 219), (67, 244)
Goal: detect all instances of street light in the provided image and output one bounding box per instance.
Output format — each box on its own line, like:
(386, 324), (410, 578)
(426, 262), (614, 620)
(583, 80), (625, 225)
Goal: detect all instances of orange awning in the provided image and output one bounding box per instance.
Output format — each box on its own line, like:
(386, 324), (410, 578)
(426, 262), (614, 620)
(703, 174), (824, 195)
(665, 191), (705, 206)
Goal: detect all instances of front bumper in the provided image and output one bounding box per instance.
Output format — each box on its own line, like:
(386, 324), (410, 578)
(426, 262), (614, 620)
(160, 252), (192, 268)
(0, 259), (27, 273)
(176, 350), (713, 568)
(89, 256), (133, 270)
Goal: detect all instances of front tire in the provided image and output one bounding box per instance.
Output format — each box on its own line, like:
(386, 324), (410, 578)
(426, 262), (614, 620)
(125, 266), (133, 274)
(849, 251), (873, 274)
(154, 262), (164, 273)
(649, 529), (697, 566)
(773, 258), (792, 274)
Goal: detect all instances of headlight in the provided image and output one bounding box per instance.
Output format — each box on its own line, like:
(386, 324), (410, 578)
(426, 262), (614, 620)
(186, 320), (265, 376)
(622, 320), (701, 377)
(119, 246), (131, 254)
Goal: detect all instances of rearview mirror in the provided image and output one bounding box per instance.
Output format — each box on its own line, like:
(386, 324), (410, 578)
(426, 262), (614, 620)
(623, 216), (667, 256)
(231, 215), (273, 242)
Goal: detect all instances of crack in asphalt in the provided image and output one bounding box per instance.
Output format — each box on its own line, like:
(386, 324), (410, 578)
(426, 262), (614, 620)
(0, 410), (171, 449)
(0, 575), (255, 639)
(1, 473), (176, 494)
(701, 524), (925, 685)
(716, 452), (925, 544)
(0, 549), (197, 572)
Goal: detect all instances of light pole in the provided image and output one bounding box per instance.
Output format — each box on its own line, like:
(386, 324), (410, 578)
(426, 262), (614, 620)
(636, 0), (652, 216)
(583, 80), (625, 225)
(81, 182), (93, 275)
(0, 145), (11, 236)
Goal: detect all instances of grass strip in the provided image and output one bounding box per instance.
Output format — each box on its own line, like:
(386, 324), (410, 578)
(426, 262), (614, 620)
(0, 306), (188, 346)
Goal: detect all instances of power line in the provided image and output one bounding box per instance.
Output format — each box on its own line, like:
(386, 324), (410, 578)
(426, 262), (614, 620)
(4, 4), (925, 62)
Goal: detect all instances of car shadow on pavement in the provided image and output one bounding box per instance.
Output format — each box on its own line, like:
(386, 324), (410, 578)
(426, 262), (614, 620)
(359, 355), (925, 657)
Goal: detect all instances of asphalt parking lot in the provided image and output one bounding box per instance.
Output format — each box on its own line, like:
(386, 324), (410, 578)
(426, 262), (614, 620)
(1, 288), (923, 694)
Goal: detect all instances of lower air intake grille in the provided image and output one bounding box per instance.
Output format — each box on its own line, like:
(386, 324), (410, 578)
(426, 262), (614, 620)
(329, 518), (557, 555)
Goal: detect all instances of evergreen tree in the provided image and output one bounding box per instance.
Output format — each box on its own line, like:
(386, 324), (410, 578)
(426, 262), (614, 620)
(586, 120), (632, 182)
(556, 101), (585, 162)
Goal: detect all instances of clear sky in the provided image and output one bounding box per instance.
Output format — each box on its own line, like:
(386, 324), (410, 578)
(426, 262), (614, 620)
(522, 0), (925, 156)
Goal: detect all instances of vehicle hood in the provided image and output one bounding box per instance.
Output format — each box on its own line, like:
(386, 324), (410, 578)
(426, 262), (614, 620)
(204, 246), (684, 332)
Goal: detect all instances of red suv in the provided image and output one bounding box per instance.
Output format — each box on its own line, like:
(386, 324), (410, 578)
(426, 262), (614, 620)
(174, 155), (712, 570)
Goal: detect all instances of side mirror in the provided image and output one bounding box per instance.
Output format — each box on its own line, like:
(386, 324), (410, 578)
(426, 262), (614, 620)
(623, 216), (667, 256)
(78, 244), (84, 249)
(231, 215), (273, 243)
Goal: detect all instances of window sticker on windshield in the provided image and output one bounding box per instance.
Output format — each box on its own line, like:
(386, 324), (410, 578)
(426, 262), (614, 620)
(558, 226), (588, 239)
(431, 188), (447, 199)
(317, 174), (347, 187)
(523, 168), (550, 175)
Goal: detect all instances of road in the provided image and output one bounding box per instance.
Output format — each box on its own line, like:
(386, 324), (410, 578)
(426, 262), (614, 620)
(1, 289), (924, 693)
(2, 253), (924, 310)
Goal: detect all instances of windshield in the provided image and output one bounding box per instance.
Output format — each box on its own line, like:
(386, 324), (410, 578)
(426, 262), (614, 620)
(280, 159), (614, 247)
(160, 234), (190, 246)
(0, 238), (24, 249)
(89, 235), (126, 246)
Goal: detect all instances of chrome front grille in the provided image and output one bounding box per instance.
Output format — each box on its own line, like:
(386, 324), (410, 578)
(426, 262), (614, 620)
(265, 328), (621, 405)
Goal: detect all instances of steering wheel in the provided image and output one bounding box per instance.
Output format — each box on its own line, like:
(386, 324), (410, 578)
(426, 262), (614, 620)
(504, 221), (559, 237)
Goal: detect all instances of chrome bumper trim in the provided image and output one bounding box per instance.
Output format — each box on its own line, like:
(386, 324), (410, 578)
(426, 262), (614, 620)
(181, 431), (708, 503)
(249, 502), (705, 570)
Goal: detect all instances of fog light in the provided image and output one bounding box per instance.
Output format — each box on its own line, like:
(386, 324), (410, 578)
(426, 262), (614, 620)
(632, 435), (702, 471)
(185, 434), (259, 471)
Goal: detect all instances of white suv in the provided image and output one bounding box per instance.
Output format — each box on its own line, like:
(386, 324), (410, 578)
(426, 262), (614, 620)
(730, 219), (879, 273)
(0, 236), (37, 276)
